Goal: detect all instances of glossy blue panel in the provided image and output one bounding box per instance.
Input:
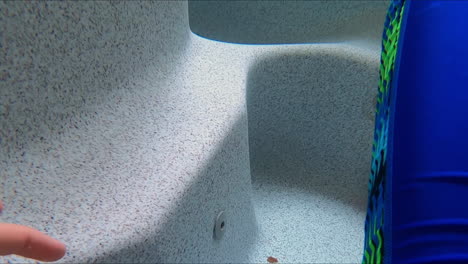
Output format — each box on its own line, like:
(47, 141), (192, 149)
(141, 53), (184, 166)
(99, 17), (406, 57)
(390, 1), (468, 263)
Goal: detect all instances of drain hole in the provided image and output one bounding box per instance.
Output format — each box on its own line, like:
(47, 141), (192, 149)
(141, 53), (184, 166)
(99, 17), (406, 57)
(214, 211), (226, 240)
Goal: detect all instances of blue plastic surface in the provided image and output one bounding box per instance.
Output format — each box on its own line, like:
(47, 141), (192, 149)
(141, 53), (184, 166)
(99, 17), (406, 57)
(389, 1), (468, 263)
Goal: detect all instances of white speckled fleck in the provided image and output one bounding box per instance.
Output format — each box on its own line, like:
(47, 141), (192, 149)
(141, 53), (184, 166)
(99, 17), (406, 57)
(1, 1), (384, 263)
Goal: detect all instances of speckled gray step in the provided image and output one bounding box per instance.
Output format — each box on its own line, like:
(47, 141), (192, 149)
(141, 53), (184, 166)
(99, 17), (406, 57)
(189, 0), (388, 47)
(0, 1), (384, 263)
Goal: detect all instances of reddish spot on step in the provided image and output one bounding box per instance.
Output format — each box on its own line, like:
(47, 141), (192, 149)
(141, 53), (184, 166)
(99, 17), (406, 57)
(267, 256), (278, 263)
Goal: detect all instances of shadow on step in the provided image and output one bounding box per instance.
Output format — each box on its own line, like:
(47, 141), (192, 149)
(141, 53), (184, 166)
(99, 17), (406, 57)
(93, 114), (258, 263)
(246, 49), (379, 212)
(188, 1), (387, 45)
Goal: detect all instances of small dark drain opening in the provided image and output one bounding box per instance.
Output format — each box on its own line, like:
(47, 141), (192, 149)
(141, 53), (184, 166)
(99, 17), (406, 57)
(214, 211), (226, 240)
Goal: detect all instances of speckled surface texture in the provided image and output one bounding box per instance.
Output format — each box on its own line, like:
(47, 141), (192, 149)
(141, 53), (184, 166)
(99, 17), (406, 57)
(189, 0), (388, 47)
(1, 1), (383, 263)
(246, 46), (379, 263)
